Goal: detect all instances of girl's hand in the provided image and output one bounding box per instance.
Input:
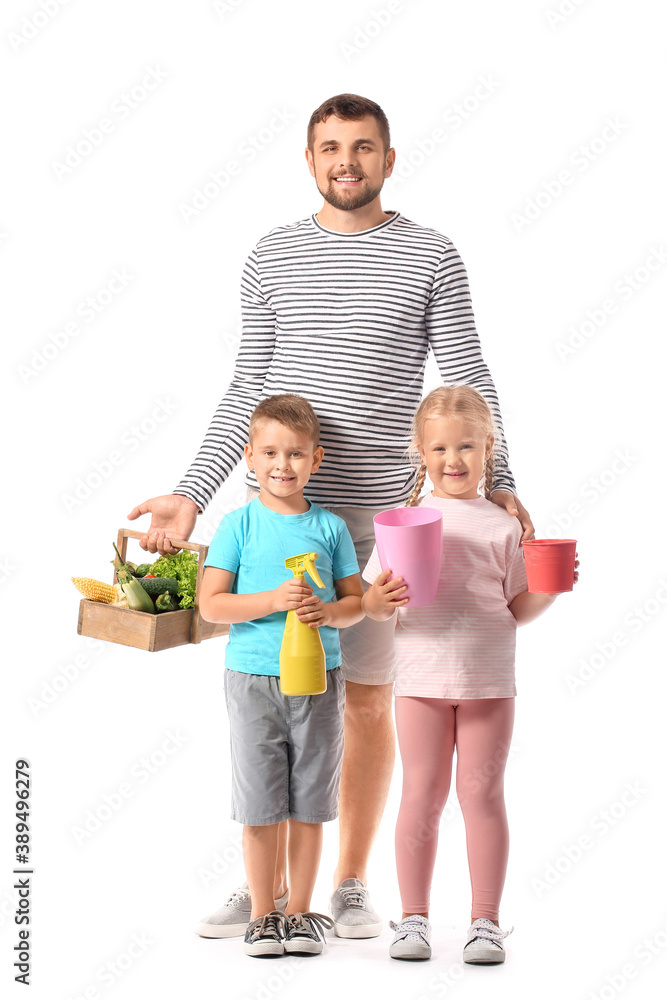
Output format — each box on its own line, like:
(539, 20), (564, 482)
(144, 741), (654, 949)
(272, 577), (312, 613)
(362, 569), (409, 621)
(295, 594), (330, 628)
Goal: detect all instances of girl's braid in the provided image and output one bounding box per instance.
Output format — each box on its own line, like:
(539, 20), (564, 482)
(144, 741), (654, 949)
(406, 463), (427, 506)
(483, 450), (495, 500)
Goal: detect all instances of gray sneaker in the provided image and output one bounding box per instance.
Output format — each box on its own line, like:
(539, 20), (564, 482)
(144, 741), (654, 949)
(195, 883), (289, 938)
(329, 878), (383, 939)
(389, 915), (432, 960)
(284, 912), (334, 955)
(244, 911), (289, 958)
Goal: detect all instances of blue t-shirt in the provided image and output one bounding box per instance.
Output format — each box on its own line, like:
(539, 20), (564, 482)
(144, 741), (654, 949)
(204, 497), (359, 675)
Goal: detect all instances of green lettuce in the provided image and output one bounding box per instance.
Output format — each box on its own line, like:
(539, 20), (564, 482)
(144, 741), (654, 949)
(150, 550), (199, 609)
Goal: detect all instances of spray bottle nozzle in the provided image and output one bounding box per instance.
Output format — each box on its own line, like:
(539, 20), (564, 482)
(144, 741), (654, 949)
(285, 552), (325, 589)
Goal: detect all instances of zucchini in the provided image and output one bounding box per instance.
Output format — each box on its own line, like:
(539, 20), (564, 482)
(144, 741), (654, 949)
(138, 576), (179, 597)
(112, 543), (157, 613)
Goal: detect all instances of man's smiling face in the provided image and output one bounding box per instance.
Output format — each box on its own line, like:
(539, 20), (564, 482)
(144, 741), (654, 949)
(306, 114), (395, 212)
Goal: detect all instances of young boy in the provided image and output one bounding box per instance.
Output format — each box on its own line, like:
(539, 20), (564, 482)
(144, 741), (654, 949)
(199, 394), (364, 958)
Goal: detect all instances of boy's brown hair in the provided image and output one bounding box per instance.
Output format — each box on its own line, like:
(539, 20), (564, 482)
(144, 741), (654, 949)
(248, 394), (320, 446)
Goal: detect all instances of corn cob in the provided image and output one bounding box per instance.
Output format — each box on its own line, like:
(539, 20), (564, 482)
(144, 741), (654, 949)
(71, 577), (118, 604)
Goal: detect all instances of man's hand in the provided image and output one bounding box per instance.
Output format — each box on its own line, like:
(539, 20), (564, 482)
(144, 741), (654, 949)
(490, 490), (535, 541)
(272, 578), (313, 614)
(127, 494), (200, 555)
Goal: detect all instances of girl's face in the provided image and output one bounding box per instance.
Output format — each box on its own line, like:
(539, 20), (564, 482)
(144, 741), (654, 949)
(417, 417), (493, 500)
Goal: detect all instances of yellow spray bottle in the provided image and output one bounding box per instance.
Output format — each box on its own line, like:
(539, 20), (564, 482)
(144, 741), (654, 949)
(279, 552), (327, 696)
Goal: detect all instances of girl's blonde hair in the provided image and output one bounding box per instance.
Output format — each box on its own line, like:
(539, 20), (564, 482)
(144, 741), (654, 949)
(406, 385), (496, 506)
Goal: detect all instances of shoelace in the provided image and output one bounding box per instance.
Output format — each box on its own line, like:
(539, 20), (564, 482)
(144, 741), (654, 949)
(465, 919), (514, 947)
(247, 911), (289, 942)
(389, 917), (429, 943)
(338, 883), (368, 908)
(287, 912), (334, 942)
(226, 887), (251, 906)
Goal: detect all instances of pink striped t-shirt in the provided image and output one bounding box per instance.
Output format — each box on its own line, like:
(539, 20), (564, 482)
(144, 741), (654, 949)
(362, 493), (528, 699)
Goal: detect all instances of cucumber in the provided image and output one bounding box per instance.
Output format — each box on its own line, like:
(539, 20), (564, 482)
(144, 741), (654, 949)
(138, 576), (179, 597)
(134, 563), (153, 578)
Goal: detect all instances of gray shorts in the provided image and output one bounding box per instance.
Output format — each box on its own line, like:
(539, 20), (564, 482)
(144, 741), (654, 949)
(224, 667), (345, 825)
(245, 488), (396, 686)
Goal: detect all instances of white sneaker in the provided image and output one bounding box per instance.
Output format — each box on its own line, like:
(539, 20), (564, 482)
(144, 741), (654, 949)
(389, 915), (432, 960)
(463, 918), (513, 964)
(329, 878), (383, 938)
(195, 882), (290, 938)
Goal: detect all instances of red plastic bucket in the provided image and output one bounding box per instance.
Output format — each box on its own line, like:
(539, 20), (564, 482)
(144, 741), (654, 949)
(373, 507), (443, 607)
(522, 539), (577, 593)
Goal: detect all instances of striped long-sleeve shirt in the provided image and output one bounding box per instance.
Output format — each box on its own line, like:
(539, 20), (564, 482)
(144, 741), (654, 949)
(175, 211), (516, 511)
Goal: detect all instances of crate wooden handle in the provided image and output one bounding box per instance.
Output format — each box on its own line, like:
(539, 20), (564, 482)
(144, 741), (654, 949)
(114, 528), (210, 644)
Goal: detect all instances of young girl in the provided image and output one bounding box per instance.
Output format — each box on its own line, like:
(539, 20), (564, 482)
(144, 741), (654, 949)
(362, 386), (577, 964)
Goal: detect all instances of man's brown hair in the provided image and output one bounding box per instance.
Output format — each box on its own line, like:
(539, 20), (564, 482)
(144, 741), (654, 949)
(248, 394), (320, 446)
(307, 93), (391, 154)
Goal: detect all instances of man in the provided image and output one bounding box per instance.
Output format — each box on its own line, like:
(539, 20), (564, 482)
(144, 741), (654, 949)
(128, 93), (534, 939)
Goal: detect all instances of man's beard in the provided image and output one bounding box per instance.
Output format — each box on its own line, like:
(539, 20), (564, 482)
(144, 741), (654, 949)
(316, 171), (385, 212)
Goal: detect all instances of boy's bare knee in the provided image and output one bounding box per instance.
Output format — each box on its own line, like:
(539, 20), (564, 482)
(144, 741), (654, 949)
(244, 823), (278, 838)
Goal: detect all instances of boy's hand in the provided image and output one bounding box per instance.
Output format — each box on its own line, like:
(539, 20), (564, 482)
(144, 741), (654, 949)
(362, 569), (408, 621)
(295, 594), (330, 628)
(272, 577), (313, 613)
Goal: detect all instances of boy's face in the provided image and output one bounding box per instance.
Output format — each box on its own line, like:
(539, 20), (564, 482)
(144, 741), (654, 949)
(244, 420), (324, 508)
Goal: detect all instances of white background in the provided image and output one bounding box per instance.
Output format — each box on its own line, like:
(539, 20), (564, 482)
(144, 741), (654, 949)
(2, 1), (666, 998)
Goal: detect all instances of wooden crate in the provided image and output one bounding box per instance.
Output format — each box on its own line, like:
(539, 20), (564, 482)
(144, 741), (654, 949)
(77, 528), (229, 652)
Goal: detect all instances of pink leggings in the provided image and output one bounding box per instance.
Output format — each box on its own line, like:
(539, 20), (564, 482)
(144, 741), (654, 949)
(394, 696), (515, 920)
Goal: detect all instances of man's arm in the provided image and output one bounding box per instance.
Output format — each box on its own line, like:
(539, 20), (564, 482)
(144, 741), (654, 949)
(173, 249), (277, 512)
(425, 242), (534, 539)
(127, 248), (277, 553)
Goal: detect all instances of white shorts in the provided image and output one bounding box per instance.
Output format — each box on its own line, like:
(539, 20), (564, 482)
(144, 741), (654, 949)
(245, 488), (396, 686)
